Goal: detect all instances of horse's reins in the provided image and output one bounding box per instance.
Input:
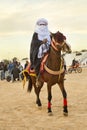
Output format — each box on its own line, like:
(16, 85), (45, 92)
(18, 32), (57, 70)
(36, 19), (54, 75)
(52, 37), (65, 49)
(44, 38), (65, 76)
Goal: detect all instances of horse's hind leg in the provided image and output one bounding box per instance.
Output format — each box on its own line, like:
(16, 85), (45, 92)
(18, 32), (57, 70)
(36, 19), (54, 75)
(34, 82), (43, 107)
(58, 82), (68, 116)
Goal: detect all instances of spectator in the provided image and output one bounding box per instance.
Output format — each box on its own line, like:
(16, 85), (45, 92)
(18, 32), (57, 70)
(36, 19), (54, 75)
(11, 65), (20, 82)
(7, 61), (14, 74)
(18, 62), (23, 72)
(24, 60), (29, 69)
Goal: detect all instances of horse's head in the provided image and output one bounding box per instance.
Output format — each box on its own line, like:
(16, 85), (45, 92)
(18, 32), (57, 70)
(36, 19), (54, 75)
(51, 31), (72, 53)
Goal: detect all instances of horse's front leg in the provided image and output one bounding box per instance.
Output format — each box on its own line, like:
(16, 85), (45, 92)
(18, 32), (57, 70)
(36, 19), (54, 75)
(47, 85), (52, 115)
(63, 89), (68, 116)
(58, 82), (68, 116)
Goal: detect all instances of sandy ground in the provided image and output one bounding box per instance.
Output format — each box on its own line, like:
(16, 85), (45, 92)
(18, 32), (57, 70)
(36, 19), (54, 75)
(0, 68), (87, 130)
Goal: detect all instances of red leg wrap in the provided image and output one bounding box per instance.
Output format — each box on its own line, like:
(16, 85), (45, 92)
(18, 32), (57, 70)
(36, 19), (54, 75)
(64, 99), (67, 106)
(48, 102), (51, 108)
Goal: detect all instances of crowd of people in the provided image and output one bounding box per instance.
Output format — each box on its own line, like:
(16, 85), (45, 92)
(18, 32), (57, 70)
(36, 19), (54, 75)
(0, 60), (28, 82)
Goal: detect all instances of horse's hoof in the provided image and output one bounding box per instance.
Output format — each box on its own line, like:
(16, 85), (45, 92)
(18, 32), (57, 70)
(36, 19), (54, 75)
(36, 104), (42, 109)
(63, 112), (68, 116)
(48, 112), (53, 116)
(38, 106), (42, 110)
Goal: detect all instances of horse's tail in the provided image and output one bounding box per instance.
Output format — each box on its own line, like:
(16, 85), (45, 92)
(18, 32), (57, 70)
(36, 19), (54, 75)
(27, 74), (32, 92)
(21, 70), (33, 92)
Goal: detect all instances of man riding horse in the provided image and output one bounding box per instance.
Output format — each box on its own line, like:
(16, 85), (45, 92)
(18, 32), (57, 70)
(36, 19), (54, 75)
(22, 21), (71, 115)
(30, 18), (51, 77)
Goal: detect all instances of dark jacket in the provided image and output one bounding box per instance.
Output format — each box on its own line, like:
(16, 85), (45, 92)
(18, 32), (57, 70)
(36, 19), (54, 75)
(30, 33), (43, 68)
(11, 66), (20, 80)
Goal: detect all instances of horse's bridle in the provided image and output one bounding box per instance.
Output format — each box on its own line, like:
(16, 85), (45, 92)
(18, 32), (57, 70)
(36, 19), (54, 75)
(51, 37), (65, 51)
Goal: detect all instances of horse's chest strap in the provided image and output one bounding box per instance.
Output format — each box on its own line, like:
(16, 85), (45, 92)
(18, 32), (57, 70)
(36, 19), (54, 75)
(44, 64), (64, 75)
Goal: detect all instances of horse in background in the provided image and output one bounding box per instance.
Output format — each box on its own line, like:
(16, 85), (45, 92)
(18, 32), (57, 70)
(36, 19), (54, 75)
(22, 31), (71, 116)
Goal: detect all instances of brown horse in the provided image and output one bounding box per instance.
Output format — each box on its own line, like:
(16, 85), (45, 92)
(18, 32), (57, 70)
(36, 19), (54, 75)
(22, 31), (71, 116)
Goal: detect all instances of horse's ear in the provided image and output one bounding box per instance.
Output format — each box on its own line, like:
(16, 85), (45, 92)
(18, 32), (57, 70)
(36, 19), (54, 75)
(50, 32), (55, 37)
(50, 32), (53, 35)
(57, 31), (60, 34)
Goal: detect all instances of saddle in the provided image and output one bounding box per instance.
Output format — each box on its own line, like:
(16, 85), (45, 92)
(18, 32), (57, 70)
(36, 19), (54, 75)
(26, 54), (49, 76)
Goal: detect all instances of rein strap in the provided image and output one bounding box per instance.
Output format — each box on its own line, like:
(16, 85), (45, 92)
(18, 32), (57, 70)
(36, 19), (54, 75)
(44, 64), (64, 75)
(51, 40), (58, 51)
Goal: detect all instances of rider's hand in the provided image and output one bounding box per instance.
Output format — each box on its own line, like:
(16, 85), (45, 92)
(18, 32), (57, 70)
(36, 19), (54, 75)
(42, 39), (47, 44)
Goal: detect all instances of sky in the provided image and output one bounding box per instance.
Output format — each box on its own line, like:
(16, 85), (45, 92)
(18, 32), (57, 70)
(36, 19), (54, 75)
(0, 0), (87, 60)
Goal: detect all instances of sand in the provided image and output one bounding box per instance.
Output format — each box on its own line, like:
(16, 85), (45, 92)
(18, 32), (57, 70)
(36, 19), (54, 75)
(0, 68), (87, 130)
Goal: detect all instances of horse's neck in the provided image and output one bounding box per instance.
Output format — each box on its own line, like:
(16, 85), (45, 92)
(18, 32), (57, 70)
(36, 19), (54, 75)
(46, 47), (61, 71)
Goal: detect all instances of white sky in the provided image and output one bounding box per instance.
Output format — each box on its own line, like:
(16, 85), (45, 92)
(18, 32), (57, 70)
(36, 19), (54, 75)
(0, 0), (87, 60)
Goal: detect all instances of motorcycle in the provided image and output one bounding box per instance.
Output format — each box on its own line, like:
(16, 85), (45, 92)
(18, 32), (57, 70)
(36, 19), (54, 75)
(68, 62), (82, 73)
